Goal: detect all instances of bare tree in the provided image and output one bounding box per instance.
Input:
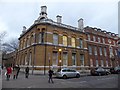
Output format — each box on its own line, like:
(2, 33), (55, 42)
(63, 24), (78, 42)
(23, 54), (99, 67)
(0, 31), (6, 48)
(2, 38), (19, 53)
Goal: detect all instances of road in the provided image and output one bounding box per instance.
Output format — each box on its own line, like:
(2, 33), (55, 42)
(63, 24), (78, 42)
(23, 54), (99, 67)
(2, 69), (119, 88)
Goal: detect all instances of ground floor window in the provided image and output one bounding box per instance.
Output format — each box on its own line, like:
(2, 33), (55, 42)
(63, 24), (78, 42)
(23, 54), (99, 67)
(101, 60), (104, 67)
(80, 54), (84, 66)
(72, 53), (76, 66)
(29, 52), (32, 66)
(52, 51), (58, 66)
(96, 59), (98, 67)
(90, 59), (93, 67)
(106, 60), (108, 67)
(63, 52), (68, 66)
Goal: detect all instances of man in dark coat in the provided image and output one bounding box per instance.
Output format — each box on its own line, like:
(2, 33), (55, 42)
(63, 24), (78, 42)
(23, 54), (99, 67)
(16, 65), (20, 79)
(48, 69), (54, 83)
(25, 66), (29, 78)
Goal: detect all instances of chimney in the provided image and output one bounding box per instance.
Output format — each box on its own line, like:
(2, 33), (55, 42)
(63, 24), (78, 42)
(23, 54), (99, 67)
(78, 18), (84, 30)
(56, 15), (62, 23)
(39, 6), (47, 19)
(22, 26), (26, 34)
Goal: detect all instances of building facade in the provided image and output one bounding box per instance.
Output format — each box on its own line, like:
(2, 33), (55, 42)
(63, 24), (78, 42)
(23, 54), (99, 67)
(16, 6), (88, 73)
(84, 26), (119, 68)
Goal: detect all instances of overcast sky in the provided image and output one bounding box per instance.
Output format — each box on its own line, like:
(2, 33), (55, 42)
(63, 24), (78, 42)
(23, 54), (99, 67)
(0, 0), (119, 41)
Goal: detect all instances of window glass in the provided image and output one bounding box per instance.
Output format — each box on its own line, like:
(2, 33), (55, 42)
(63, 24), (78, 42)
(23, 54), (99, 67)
(53, 33), (58, 45)
(63, 36), (67, 46)
(72, 53), (76, 65)
(53, 51), (58, 65)
(63, 52), (68, 66)
(71, 37), (75, 47)
(79, 38), (83, 48)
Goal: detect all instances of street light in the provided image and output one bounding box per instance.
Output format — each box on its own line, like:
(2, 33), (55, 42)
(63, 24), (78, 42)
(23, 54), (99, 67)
(48, 53), (50, 70)
(59, 60), (61, 69)
(59, 49), (62, 69)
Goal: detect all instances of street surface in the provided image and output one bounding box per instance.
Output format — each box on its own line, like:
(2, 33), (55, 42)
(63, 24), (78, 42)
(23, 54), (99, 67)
(2, 69), (119, 88)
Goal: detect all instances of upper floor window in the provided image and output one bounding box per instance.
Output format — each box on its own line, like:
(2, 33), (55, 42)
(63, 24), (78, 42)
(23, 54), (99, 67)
(113, 41), (116, 45)
(108, 39), (111, 44)
(63, 35), (67, 46)
(79, 38), (83, 48)
(88, 45), (92, 55)
(103, 48), (107, 56)
(102, 38), (105, 44)
(23, 38), (26, 48)
(99, 47), (102, 55)
(94, 46), (97, 55)
(98, 37), (101, 43)
(26, 36), (30, 47)
(88, 35), (90, 41)
(31, 33), (35, 45)
(39, 32), (44, 44)
(71, 37), (76, 47)
(109, 46), (113, 55)
(53, 33), (58, 45)
(115, 49), (118, 56)
(93, 36), (96, 42)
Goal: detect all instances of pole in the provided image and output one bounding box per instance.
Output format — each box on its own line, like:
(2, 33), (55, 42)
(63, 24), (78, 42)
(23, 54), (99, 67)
(48, 53), (50, 70)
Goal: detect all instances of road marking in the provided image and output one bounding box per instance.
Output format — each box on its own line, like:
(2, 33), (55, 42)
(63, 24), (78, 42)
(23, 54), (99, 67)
(79, 81), (87, 83)
(97, 77), (115, 81)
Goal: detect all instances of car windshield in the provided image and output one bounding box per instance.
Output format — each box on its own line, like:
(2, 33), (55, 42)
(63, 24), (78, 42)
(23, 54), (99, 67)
(96, 67), (104, 71)
(115, 67), (120, 70)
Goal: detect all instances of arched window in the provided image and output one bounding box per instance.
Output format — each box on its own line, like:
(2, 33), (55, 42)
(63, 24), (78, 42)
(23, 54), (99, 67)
(53, 33), (58, 45)
(63, 35), (67, 46)
(71, 37), (75, 47)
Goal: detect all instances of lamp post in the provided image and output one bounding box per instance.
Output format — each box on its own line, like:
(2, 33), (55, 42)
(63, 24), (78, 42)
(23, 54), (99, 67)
(118, 39), (120, 66)
(59, 49), (62, 69)
(48, 53), (50, 70)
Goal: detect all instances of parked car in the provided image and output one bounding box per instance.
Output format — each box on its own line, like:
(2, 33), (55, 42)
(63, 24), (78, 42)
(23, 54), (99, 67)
(110, 66), (120, 74)
(56, 68), (80, 79)
(90, 67), (110, 76)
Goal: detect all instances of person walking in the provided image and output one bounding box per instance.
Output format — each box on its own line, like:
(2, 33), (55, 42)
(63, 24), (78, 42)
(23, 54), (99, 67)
(48, 69), (54, 83)
(25, 66), (29, 78)
(6, 66), (12, 81)
(16, 65), (20, 79)
(13, 66), (17, 79)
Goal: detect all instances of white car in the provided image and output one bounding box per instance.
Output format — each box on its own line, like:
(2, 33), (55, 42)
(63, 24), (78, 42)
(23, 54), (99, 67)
(56, 68), (80, 79)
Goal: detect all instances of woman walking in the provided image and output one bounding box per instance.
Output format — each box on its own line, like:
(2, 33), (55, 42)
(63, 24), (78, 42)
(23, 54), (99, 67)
(6, 66), (12, 81)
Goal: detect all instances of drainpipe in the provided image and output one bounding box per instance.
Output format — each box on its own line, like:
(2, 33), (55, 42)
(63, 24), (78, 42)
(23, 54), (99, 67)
(32, 29), (36, 75)
(44, 25), (47, 75)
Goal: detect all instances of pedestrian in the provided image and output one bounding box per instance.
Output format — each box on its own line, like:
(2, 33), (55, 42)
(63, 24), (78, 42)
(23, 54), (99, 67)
(6, 66), (12, 81)
(25, 66), (29, 78)
(13, 66), (17, 79)
(16, 65), (20, 79)
(48, 69), (54, 83)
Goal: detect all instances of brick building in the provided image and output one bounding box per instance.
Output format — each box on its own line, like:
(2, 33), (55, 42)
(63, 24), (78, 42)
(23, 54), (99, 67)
(16, 6), (88, 74)
(84, 26), (119, 68)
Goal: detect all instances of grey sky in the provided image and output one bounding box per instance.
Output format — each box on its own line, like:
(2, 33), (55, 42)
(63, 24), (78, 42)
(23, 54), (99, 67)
(0, 0), (119, 41)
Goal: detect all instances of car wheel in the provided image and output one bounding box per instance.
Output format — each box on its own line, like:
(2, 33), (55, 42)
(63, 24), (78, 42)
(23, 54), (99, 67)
(98, 73), (101, 76)
(117, 71), (120, 74)
(63, 75), (67, 79)
(76, 74), (80, 78)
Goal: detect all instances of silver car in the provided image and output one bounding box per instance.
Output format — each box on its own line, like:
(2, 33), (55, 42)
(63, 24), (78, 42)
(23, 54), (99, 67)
(56, 68), (80, 79)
